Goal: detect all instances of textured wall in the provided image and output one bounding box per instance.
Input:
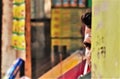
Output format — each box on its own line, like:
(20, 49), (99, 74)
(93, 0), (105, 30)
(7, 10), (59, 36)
(2, 0), (25, 77)
(92, 0), (120, 78)
(2, 0), (16, 76)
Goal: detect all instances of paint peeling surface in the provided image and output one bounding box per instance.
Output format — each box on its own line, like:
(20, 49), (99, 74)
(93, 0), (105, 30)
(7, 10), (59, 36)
(92, 0), (120, 78)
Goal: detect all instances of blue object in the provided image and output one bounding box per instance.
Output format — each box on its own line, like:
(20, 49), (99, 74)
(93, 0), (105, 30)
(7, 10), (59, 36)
(4, 58), (24, 79)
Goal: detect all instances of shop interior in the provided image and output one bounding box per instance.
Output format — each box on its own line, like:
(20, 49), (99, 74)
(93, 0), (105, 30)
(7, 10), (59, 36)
(1, 0), (92, 79)
(30, 0), (91, 78)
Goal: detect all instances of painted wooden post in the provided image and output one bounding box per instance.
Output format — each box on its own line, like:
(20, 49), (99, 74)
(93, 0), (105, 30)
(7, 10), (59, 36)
(25, 0), (32, 78)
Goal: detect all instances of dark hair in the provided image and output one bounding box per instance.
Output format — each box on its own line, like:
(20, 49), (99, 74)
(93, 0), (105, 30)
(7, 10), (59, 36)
(80, 25), (85, 41)
(81, 12), (91, 28)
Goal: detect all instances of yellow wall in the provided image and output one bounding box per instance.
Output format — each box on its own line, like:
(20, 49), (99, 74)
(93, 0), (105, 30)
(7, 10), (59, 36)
(92, 0), (120, 78)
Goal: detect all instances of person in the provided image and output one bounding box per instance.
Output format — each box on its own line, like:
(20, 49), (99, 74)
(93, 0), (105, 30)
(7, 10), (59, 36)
(81, 11), (91, 63)
(58, 11), (92, 79)
(78, 11), (92, 78)
(81, 12), (91, 29)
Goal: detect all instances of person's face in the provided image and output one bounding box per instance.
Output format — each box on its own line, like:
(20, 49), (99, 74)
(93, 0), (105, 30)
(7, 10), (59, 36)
(84, 27), (91, 65)
(84, 26), (91, 50)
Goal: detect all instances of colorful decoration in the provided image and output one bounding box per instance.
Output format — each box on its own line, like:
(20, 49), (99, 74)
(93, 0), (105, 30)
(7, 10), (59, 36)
(11, 0), (26, 50)
(63, 0), (70, 7)
(78, 0), (86, 8)
(70, 0), (77, 7)
(52, 0), (62, 7)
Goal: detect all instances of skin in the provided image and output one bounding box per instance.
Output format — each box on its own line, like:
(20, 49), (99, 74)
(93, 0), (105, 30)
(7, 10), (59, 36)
(83, 25), (91, 65)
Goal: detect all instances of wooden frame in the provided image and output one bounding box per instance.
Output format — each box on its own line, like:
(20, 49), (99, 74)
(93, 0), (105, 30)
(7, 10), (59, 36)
(25, 0), (32, 78)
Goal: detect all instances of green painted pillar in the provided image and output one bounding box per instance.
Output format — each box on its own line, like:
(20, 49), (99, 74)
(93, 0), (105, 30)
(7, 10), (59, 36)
(87, 0), (92, 8)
